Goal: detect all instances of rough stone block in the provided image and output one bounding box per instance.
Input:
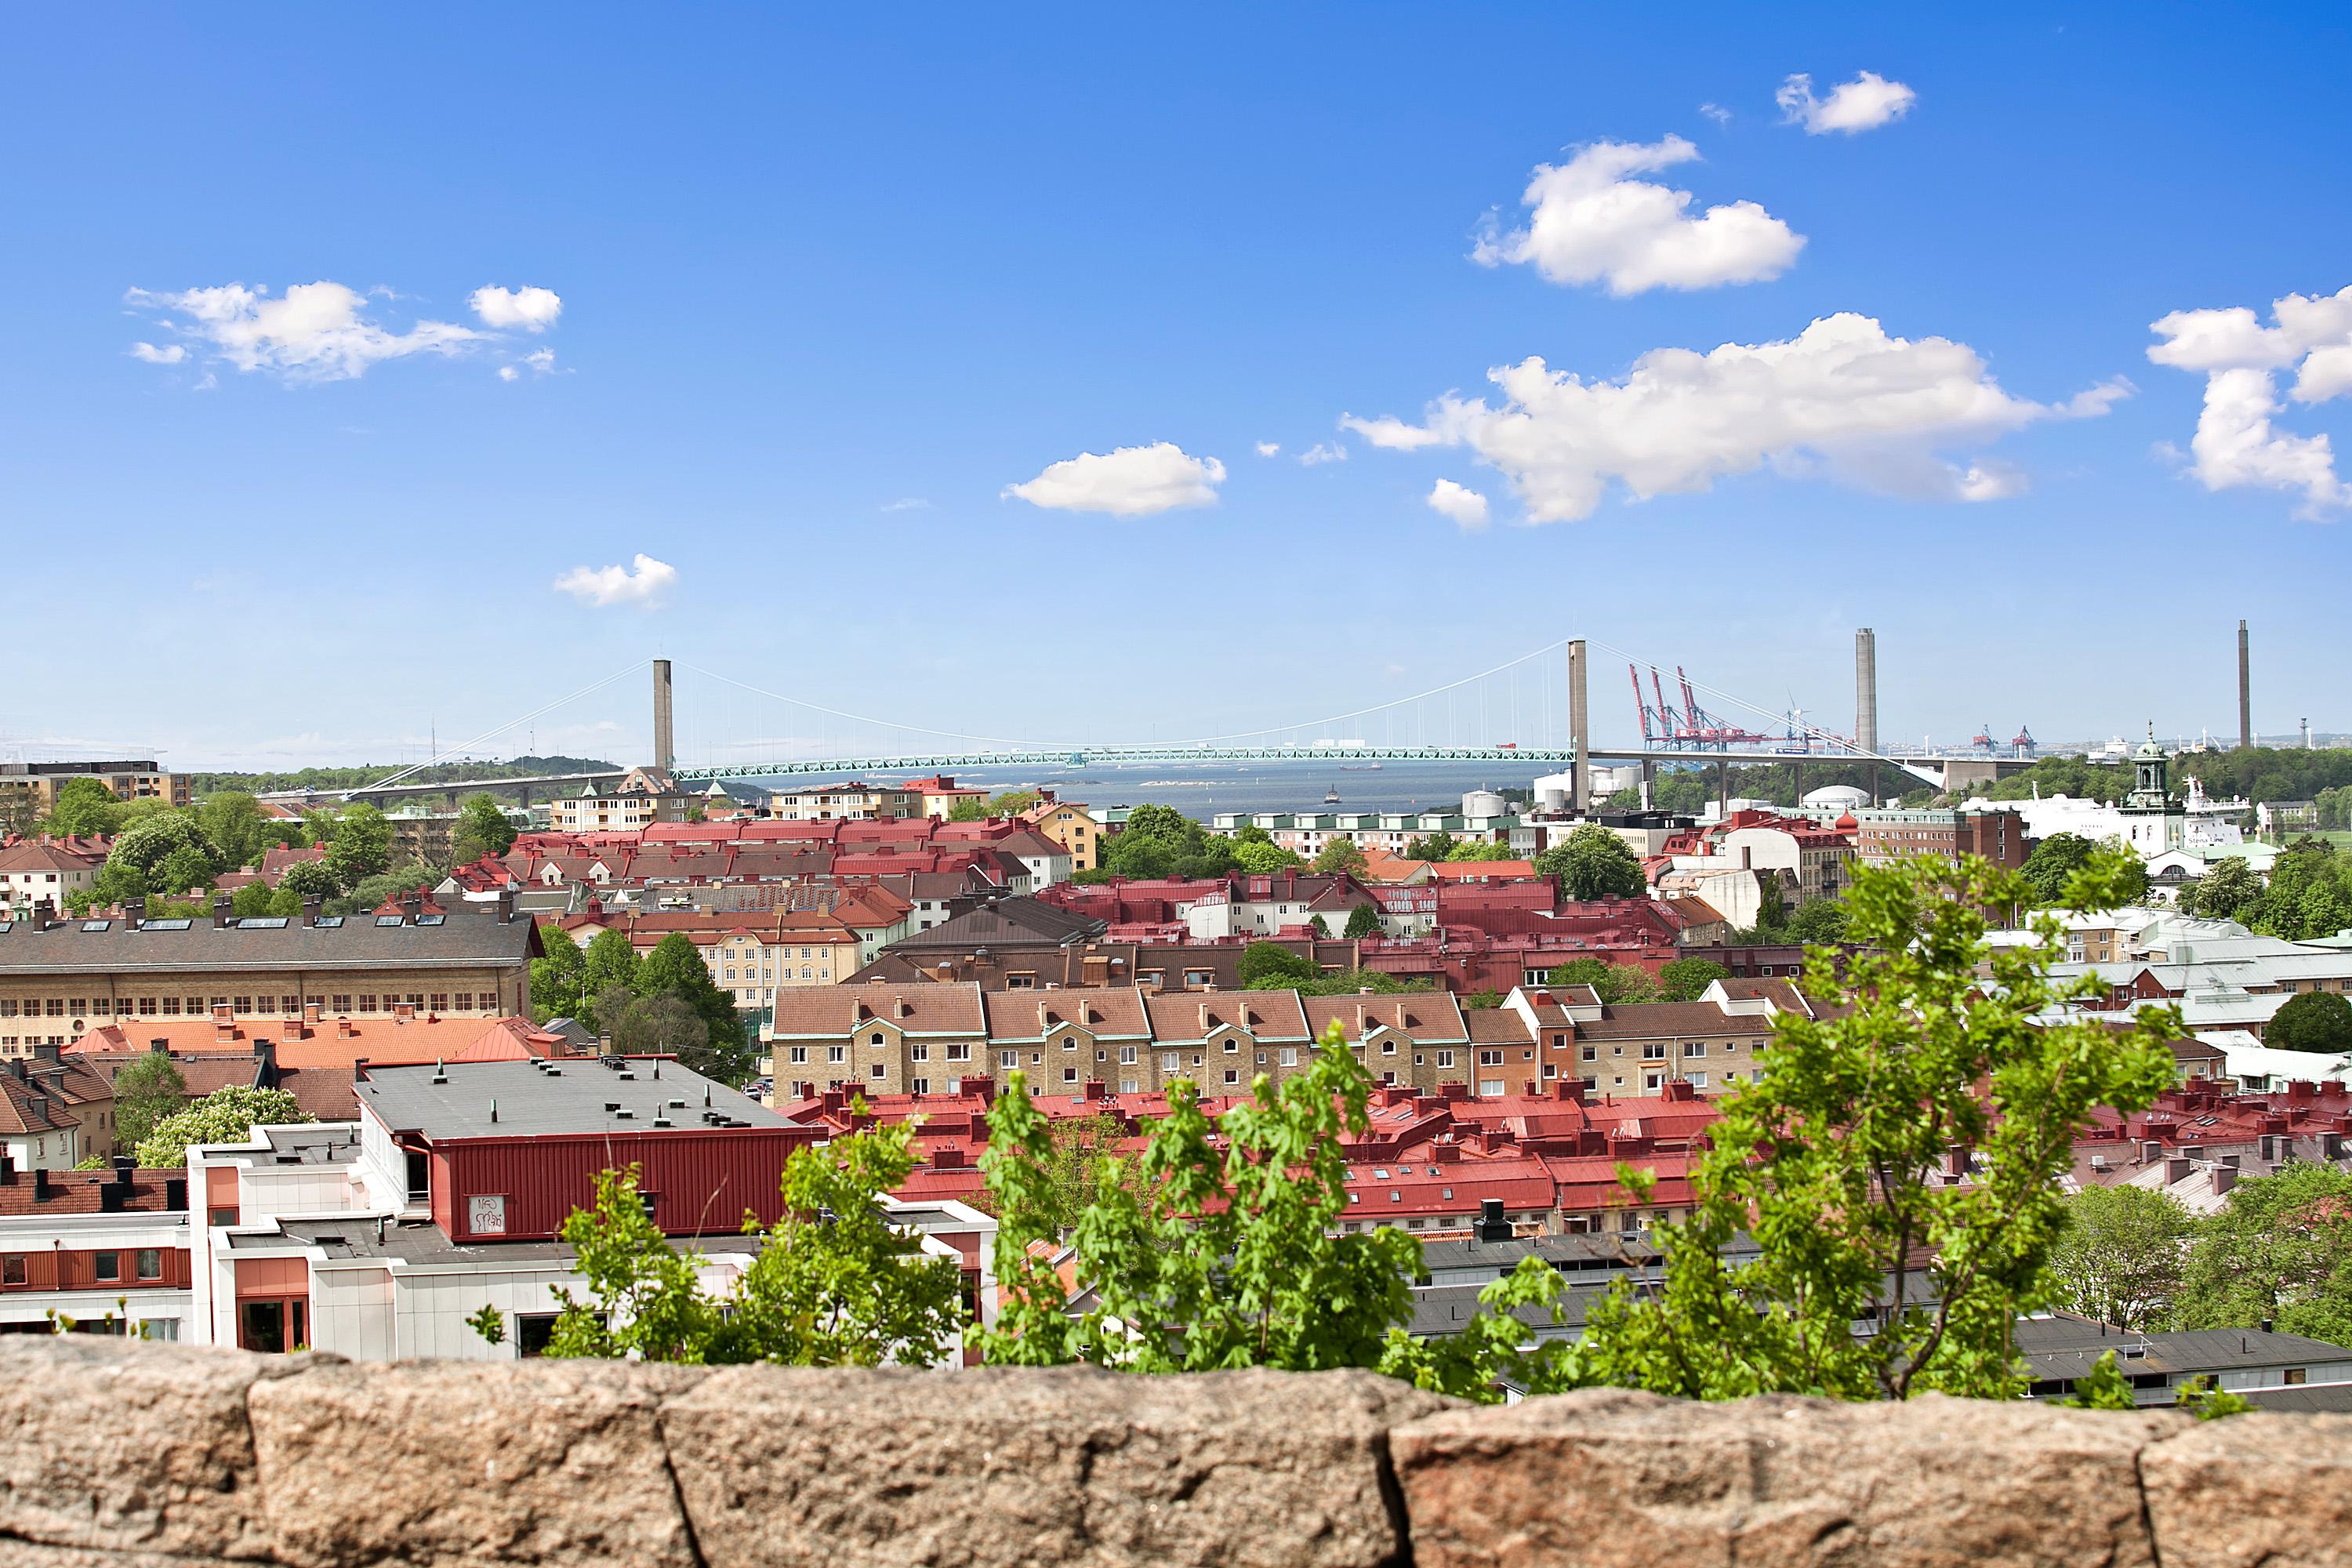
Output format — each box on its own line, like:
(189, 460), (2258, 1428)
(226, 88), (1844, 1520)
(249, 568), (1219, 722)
(2142, 1410), (2352, 1568)
(1392, 1387), (2187, 1568)
(660, 1363), (1451, 1568)
(245, 1356), (708, 1568)
(0, 1336), (291, 1561)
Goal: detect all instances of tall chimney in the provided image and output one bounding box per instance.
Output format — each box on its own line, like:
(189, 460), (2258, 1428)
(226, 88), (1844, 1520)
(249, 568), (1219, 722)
(1566, 639), (1589, 810)
(652, 659), (675, 772)
(2238, 619), (2252, 750)
(1854, 628), (1878, 801)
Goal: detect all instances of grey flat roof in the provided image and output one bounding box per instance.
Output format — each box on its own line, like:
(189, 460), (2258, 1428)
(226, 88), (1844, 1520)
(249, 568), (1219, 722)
(356, 1056), (800, 1139)
(2017, 1316), (2352, 1379)
(0, 906), (535, 976)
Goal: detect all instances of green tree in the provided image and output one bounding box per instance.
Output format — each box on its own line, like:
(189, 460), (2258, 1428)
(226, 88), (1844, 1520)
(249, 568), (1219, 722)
(1574, 849), (2180, 1401)
(323, 803), (395, 890)
(2183, 855), (2263, 923)
(151, 844), (216, 897)
(2177, 1164), (2352, 1345)
(1308, 913), (1330, 938)
(1232, 824), (1273, 846)
(532, 924), (589, 1020)
(2267, 990), (2352, 1054)
(581, 927), (642, 1018)
(197, 792), (270, 870)
(637, 932), (757, 1083)
(229, 880), (301, 920)
(1784, 898), (1850, 945)
(42, 777), (128, 837)
(1311, 838), (1368, 875)
(327, 862), (437, 918)
(1343, 902), (1384, 939)
(489, 1128), (963, 1366)
(1542, 956), (1660, 1004)
(136, 1086), (312, 1167)
(988, 789), (1043, 817)
(449, 793), (519, 865)
(1446, 837), (1516, 862)
(111, 1053), (189, 1151)
(1656, 957), (1730, 1002)
(2046, 1185), (2194, 1330)
(1536, 822), (1646, 900)
(1235, 840), (1305, 875)
(2020, 832), (2096, 905)
(1102, 802), (1235, 880)
(964, 1112), (1149, 1235)
(1403, 832), (1456, 862)
(1289, 969), (1431, 997)
(1236, 941), (1316, 989)
(276, 858), (339, 900)
(946, 797), (987, 822)
(973, 1024), (1427, 1375)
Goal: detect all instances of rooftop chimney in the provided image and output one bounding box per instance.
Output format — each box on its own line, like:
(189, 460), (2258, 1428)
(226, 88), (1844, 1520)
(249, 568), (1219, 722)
(302, 895), (322, 927)
(211, 895), (234, 930)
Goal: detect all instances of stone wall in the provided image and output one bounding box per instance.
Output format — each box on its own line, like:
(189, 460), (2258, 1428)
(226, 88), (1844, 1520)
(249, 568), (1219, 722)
(2, 1337), (2347, 1568)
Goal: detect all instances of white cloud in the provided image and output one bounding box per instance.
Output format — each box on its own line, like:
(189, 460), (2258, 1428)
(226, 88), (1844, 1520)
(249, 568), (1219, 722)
(1777, 71), (1917, 135)
(553, 553), (678, 608)
(129, 341), (185, 364)
(1344, 313), (2122, 523)
(880, 497), (932, 512)
(125, 281), (481, 383)
(1254, 441), (1281, 457)
(497, 365), (520, 383)
(1698, 103), (1733, 125)
(470, 285), (563, 332)
(1425, 479), (1490, 528)
(2147, 285), (2352, 514)
(1298, 441), (1348, 466)
(1472, 135), (1803, 295)
(1003, 441), (1225, 517)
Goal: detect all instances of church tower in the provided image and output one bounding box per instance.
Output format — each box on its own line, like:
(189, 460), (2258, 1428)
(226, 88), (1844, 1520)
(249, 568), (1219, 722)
(2118, 724), (2180, 854)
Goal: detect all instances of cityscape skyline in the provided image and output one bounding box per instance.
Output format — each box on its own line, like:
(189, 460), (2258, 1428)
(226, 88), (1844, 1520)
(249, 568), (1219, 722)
(6, 5), (2349, 768)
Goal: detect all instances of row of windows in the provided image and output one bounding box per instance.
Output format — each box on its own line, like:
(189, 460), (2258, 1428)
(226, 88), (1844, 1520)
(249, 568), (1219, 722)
(1, 1249), (164, 1285)
(0, 992), (486, 1021)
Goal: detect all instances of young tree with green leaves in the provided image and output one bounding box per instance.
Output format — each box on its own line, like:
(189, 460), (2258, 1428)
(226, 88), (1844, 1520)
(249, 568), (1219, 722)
(1311, 838), (1368, 875)
(136, 1087), (312, 1167)
(1236, 941), (1316, 989)
(2045, 1185), (2194, 1330)
(40, 777), (128, 838)
(2176, 1164), (2352, 1345)
(450, 793), (520, 865)
(2266, 989), (2352, 1054)
(532, 924), (588, 1020)
(323, 803), (395, 890)
(1534, 822), (1646, 900)
(580, 927), (641, 1010)
(276, 858), (339, 901)
(477, 1127), (964, 1365)
(1784, 898), (1851, 945)
(975, 1023), (1421, 1373)
(1343, 902), (1384, 939)
(946, 797), (987, 822)
(636, 932), (757, 1083)
(1656, 957), (1730, 1002)
(1542, 956), (1660, 1004)
(2020, 832), (2096, 905)
(965, 1112), (1149, 1235)
(1573, 849), (2180, 1401)
(1446, 837), (1517, 862)
(1403, 832), (1456, 863)
(2181, 855), (2263, 924)
(198, 792), (270, 871)
(1234, 840), (1305, 875)
(111, 1053), (189, 1151)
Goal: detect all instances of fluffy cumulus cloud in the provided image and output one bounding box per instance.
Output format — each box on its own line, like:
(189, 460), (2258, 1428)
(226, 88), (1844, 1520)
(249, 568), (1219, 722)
(125, 281), (481, 383)
(1343, 313), (2125, 524)
(470, 285), (563, 331)
(1254, 441), (1281, 457)
(2148, 285), (2352, 514)
(1777, 71), (1918, 134)
(1003, 441), (1225, 517)
(1472, 135), (1803, 295)
(1298, 441), (1348, 466)
(553, 553), (678, 608)
(129, 341), (185, 364)
(1425, 479), (1490, 528)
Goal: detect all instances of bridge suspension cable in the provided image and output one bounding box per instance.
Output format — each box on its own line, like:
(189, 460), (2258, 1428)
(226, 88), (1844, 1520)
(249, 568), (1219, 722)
(1143, 636), (1581, 749)
(361, 659), (652, 794)
(677, 662), (1044, 751)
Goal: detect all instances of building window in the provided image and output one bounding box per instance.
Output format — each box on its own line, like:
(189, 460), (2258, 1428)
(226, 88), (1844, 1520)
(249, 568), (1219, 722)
(1478, 1050), (1503, 1066)
(1279, 1047), (1298, 1067)
(910, 1043), (928, 1062)
(1120, 1046), (1138, 1065)
(136, 1249), (162, 1280)
(1000, 1051), (1018, 1069)
(828, 1045), (846, 1064)
(358, 995), (378, 1014)
(869, 1032), (884, 1047)
(430, 994), (448, 1012)
(1642, 1044), (1667, 1061)
(871, 1064), (887, 1080)
(946, 1044), (971, 1062)
(1224, 1069), (1240, 1085)
(1, 1254), (24, 1285)
(1435, 1051), (1455, 1069)
(1683, 1042), (1706, 1058)
(789, 1047), (808, 1065)
(911, 1078), (930, 1094)
(94, 1253), (121, 1283)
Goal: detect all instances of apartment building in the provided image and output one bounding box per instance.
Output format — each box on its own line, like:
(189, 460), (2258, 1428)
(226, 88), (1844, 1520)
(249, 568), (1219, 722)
(0, 835), (108, 915)
(1021, 797), (1101, 872)
(546, 768), (691, 833)
(0, 761), (187, 829)
(0, 1161), (192, 1339)
(0, 892), (539, 1058)
(766, 779), (924, 821)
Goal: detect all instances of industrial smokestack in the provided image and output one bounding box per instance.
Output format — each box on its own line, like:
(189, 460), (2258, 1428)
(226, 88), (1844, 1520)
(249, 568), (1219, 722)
(1566, 640), (1589, 810)
(652, 658), (675, 772)
(2238, 620), (2252, 750)
(1855, 629), (1878, 800)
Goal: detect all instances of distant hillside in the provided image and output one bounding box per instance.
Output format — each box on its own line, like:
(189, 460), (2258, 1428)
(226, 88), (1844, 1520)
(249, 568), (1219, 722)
(191, 756), (621, 794)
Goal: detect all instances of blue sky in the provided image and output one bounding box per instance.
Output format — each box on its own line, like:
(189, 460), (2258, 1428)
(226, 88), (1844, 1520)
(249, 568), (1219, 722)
(5, 2), (2348, 770)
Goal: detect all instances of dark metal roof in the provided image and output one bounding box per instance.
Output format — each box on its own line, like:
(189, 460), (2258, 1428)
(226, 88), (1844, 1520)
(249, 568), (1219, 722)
(0, 906), (536, 976)
(354, 1056), (797, 1140)
(887, 898), (1107, 951)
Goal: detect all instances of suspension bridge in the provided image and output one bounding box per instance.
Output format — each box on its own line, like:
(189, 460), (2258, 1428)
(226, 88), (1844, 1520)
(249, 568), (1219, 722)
(257, 632), (2042, 808)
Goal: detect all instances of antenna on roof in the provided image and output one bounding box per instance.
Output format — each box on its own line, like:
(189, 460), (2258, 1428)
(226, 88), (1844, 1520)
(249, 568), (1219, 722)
(704, 1083), (713, 1107)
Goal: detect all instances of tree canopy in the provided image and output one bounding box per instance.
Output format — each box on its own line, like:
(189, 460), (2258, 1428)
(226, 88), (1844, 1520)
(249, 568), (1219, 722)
(1574, 848), (2179, 1400)
(1234, 840), (1305, 875)
(322, 803), (395, 890)
(2176, 1164), (2352, 1345)
(136, 1086), (312, 1167)
(1343, 902), (1384, 939)
(1101, 803), (1238, 880)
(40, 777), (128, 838)
(1542, 956), (1659, 1004)
(1236, 941), (1316, 989)
(111, 1053), (190, 1151)
(1311, 838), (1368, 875)
(1656, 957), (1730, 1002)
(2267, 990), (2352, 1055)
(2045, 1185), (2194, 1330)
(1535, 823), (1646, 900)
(450, 793), (520, 864)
